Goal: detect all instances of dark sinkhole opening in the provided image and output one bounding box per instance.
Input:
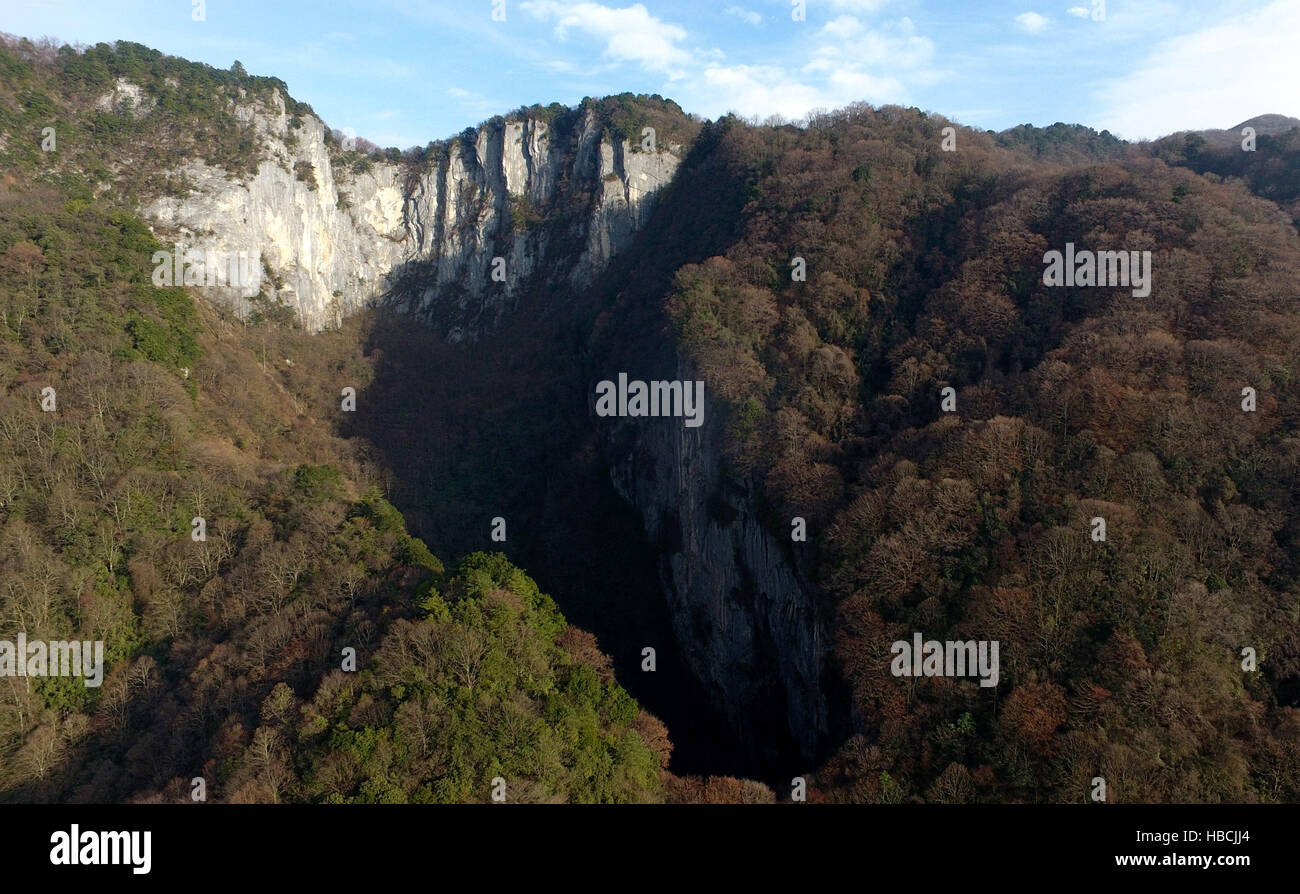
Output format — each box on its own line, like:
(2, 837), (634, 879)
(342, 309), (828, 785)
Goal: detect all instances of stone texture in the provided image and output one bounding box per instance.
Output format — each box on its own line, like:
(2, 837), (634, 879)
(606, 363), (832, 767)
(141, 94), (680, 337)
(139, 90), (824, 766)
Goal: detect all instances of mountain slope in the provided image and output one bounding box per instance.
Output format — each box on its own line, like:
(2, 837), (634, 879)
(0, 34), (696, 334)
(4, 34), (1300, 803)
(0, 180), (676, 803)
(609, 107), (1300, 801)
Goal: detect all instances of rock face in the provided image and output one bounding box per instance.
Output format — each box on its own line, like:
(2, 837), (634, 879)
(141, 85), (827, 771)
(606, 365), (832, 768)
(392, 108), (680, 340)
(142, 90), (681, 337)
(95, 77), (155, 117)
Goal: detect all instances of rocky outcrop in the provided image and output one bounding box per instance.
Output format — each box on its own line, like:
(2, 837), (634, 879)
(141, 90), (680, 336)
(140, 83), (823, 772)
(145, 89), (405, 331)
(95, 77), (155, 117)
(392, 107), (680, 340)
(605, 366), (832, 769)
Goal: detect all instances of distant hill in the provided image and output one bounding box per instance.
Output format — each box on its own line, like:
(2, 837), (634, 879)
(1148, 114), (1300, 225)
(1232, 113), (1300, 135)
(994, 121), (1128, 163)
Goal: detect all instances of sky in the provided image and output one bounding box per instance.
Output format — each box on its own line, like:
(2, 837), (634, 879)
(3, 0), (1298, 148)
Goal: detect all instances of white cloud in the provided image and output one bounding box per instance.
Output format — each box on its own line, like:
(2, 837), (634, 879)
(676, 14), (935, 121)
(1095, 0), (1300, 139)
(802, 14), (937, 100)
(694, 64), (834, 120)
(518, 0), (938, 125)
(1014, 12), (1050, 32)
(522, 1), (693, 75)
(812, 15), (935, 72)
(724, 6), (762, 26)
(1066, 6), (1090, 17)
(820, 14), (866, 40)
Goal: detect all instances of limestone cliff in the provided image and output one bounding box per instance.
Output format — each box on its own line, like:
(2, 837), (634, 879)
(137, 82), (827, 771)
(141, 89), (681, 337)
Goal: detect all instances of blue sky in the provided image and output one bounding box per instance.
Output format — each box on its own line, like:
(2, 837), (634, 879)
(4, 0), (1297, 148)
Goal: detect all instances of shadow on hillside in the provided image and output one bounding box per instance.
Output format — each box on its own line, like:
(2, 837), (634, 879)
(337, 121), (847, 784)
(340, 306), (770, 780)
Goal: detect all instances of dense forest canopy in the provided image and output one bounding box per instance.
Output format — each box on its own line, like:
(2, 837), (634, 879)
(0, 177), (691, 802)
(586, 103), (1300, 802)
(2, 34), (1299, 803)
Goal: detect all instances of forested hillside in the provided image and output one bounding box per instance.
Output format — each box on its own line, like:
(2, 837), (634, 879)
(1152, 123), (1300, 227)
(346, 104), (1300, 801)
(618, 106), (1300, 801)
(0, 36), (318, 197)
(0, 181), (678, 802)
(3, 33), (1299, 804)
